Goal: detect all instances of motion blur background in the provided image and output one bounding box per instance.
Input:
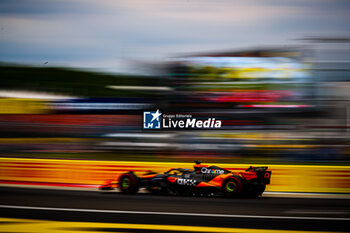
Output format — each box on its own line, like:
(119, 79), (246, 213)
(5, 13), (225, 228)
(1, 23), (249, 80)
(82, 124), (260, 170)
(0, 0), (349, 186)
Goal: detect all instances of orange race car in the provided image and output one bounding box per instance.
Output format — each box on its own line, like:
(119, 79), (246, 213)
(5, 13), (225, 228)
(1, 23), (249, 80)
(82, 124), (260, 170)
(99, 161), (271, 197)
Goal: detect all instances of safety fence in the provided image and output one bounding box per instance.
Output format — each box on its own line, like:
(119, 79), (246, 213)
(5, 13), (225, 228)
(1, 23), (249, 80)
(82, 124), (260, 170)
(0, 158), (349, 193)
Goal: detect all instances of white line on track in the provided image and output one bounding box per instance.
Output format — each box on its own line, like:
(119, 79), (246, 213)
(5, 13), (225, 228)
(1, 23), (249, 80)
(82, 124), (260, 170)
(284, 209), (349, 215)
(0, 205), (349, 221)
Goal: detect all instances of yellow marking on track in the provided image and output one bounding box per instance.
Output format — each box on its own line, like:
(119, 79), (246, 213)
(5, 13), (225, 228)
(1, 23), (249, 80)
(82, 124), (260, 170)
(0, 217), (345, 233)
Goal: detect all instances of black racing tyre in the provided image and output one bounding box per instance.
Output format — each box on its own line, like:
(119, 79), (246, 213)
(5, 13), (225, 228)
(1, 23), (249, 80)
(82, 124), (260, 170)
(118, 172), (139, 194)
(222, 176), (242, 197)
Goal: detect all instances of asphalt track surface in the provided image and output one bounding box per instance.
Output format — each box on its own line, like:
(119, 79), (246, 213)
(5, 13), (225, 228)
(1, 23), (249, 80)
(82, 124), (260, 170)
(0, 187), (349, 232)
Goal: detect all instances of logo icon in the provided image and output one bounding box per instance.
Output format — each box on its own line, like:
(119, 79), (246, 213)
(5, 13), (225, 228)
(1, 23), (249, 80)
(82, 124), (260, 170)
(143, 109), (162, 129)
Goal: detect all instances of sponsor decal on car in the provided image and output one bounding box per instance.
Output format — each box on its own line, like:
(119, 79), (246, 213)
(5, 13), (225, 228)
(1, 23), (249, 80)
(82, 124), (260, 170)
(177, 178), (197, 186)
(201, 167), (225, 174)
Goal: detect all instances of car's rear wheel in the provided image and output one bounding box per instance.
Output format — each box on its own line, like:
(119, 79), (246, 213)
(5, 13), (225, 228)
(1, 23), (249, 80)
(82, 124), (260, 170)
(118, 173), (139, 194)
(222, 177), (242, 197)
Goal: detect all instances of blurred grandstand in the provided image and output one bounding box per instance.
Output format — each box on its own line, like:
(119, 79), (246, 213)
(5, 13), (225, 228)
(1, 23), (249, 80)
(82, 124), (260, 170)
(0, 41), (350, 164)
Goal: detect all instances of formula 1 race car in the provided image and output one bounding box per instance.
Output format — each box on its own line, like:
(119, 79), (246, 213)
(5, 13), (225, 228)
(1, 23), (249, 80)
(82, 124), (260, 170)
(99, 161), (271, 197)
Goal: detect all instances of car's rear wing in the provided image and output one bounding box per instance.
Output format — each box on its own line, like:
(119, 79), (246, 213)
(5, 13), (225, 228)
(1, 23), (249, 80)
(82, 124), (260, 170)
(245, 166), (271, 184)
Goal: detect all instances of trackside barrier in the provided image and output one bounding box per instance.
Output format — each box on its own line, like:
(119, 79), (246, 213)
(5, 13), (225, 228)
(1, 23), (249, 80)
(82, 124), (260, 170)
(0, 158), (349, 193)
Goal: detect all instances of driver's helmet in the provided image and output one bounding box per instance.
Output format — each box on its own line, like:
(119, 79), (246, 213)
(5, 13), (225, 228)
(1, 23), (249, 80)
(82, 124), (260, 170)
(193, 161), (208, 173)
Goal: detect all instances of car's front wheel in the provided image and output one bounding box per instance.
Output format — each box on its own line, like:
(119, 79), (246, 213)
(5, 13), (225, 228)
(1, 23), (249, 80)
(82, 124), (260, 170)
(118, 172), (139, 194)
